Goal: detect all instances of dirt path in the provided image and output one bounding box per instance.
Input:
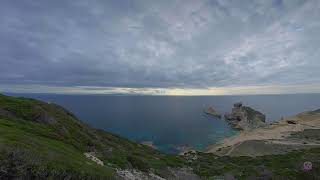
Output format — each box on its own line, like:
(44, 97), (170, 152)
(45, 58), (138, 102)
(206, 110), (320, 155)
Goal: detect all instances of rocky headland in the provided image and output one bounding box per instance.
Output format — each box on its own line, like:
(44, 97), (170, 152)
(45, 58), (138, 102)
(207, 109), (320, 157)
(224, 102), (266, 130)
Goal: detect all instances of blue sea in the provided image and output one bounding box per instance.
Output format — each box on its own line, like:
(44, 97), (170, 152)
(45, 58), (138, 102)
(7, 93), (320, 154)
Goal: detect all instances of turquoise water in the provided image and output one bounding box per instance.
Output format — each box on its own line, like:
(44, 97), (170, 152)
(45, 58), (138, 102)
(8, 93), (320, 154)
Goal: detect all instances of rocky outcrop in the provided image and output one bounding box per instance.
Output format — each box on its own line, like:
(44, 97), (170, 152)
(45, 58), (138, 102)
(224, 102), (266, 130)
(84, 152), (104, 166)
(207, 109), (320, 157)
(116, 168), (201, 180)
(204, 106), (221, 118)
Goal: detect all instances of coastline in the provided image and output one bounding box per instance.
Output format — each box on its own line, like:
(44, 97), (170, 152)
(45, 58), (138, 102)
(206, 109), (320, 156)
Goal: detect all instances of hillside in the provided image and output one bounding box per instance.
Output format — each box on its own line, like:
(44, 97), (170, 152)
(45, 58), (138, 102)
(0, 94), (188, 179)
(0, 94), (319, 179)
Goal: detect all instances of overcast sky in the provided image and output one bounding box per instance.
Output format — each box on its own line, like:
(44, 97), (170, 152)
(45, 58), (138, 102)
(1, 0), (320, 95)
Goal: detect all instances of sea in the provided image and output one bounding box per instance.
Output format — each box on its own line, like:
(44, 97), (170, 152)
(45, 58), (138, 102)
(7, 93), (320, 154)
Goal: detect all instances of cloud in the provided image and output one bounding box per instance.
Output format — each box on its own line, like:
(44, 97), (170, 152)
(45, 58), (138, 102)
(0, 0), (319, 94)
(220, 0), (320, 85)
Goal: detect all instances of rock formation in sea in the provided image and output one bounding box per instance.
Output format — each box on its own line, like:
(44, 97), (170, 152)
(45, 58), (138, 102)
(224, 102), (266, 130)
(204, 106), (221, 118)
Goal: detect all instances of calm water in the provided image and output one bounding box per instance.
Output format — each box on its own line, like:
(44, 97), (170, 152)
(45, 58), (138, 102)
(8, 93), (320, 154)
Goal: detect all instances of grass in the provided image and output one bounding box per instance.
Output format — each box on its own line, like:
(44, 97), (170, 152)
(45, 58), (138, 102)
(187, 149), (320, 179)
(0, 94), (184, 179)
(0, 118), (114, 179)
(1, 93), (320, 179)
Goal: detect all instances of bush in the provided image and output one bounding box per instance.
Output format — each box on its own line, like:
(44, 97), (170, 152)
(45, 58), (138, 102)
(127, 155), (149, 172)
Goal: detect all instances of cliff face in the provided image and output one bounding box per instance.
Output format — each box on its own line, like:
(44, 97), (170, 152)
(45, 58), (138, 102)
(224, 103), (266, 130)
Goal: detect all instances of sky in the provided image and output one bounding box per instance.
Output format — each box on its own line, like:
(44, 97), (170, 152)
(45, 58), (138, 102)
(0, 0), (320, 95)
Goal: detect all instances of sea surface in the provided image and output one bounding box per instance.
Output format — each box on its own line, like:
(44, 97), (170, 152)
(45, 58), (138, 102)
(7, 93), (320, 154)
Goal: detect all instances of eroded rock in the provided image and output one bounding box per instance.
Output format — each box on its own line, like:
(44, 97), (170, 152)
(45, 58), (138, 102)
(224, 102), (266, 130)
(84, 152), (104, 166)
(204, 106), (221, 118)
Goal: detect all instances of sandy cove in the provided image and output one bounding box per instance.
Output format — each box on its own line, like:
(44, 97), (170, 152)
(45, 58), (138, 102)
(206, 109), (320, 156)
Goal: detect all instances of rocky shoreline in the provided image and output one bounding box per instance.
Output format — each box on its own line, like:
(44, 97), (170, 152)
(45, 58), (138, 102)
(205, 102), (267, 130)
(206, 109), (320, 156)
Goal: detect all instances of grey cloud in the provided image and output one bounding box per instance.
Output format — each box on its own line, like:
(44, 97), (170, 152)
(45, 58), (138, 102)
(0, 0), (319, 90)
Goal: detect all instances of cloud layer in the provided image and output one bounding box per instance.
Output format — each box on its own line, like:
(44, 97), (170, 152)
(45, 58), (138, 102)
(0, 0), (320, 94)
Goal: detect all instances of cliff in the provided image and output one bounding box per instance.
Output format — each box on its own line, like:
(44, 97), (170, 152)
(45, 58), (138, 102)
(224, 102), (266, 130)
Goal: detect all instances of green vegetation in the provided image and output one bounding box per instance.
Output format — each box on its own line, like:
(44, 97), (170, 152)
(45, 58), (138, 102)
(0, 118), (114, 179)
(0, 94), (183, 179)
(186, 149), (320, 179)
(0, 93), (319, 179)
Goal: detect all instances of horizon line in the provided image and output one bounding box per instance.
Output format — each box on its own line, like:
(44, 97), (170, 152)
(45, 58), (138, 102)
(1, 83), (320, 96)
